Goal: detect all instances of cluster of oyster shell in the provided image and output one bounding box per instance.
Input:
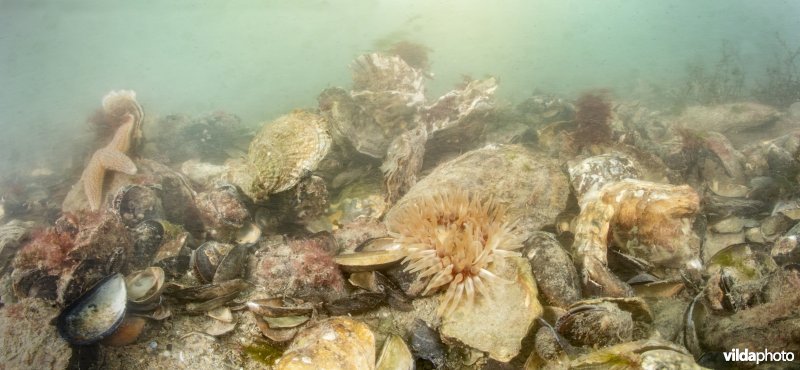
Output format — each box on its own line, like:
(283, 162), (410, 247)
(3, 48), (800, 370)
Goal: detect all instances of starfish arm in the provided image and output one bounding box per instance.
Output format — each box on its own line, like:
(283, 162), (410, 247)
(81, 155), (106, 211)
(108, 116), (135, 152)
(96, 147), (137, 175)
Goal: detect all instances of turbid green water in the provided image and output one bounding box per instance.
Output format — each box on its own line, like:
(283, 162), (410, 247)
(1, 0), (798, 176)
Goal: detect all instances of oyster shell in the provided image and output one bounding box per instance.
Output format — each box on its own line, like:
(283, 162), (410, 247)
(228, 111), (331, 201)
(572, 179), (700, 297)
(274, 317), (376, 370)
(386, 144), (570, 234)
(192, 241), (246, 283)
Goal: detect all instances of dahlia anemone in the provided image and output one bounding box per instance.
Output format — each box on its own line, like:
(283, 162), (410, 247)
(388, 190), (523, 316)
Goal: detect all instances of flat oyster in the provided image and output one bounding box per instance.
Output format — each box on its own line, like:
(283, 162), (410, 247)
(228, 111), (331, 201)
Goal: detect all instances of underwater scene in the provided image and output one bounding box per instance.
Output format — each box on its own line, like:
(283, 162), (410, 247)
(2, 1), (800, 369)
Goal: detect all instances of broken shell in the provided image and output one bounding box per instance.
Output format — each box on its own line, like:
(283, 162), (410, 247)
(206, 306), (233, 323)
(334, 250), (405, 272)
(168, 279), (252, 302)
(205, 320), (237, 337)
(235, 222), (261, 245)
(263, 315), (311, 329)
(184, 292), (241, 313)
(348, 271), (379, 291)
(773, 199), (800, 220)
(375, 334), (414, 370)
(125, 267), (165, 307)
(56, 273), (127, 345)
(246, 298), (314, 317)
(152, 228), (193, 264)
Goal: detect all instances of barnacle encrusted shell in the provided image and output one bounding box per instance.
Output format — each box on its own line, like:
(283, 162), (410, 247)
(387, 189), (523, 316)
(229, 111), (331, 201)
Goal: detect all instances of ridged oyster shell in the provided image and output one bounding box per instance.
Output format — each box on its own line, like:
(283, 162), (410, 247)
(228, 111), (331, 201)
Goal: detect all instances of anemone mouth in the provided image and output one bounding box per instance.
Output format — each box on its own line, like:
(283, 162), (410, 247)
(388, 190), (522, 316)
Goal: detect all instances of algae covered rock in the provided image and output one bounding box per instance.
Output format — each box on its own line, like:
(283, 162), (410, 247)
(0, 298), (72, 369)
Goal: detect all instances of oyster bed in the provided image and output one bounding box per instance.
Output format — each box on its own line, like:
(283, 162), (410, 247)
(2, 50), (800, 370)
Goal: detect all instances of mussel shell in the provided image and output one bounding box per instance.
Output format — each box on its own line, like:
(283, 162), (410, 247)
(354, 236), (400, 252)
(409, 319), (446, 369)
(334, 250), (405, 272)
(213, 244), (247, 283)
(192, 241), (234, 283)
(246, 298), (314, 317)
(323, 292), (386, 315)
(57, 273), (127, 345)
(125, 267), (165, 305)
(112, 185), (164, 227)
(167, 279), (251, 302)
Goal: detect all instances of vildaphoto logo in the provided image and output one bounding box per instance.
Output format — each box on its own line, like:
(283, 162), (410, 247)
(723, 348), (795, 364)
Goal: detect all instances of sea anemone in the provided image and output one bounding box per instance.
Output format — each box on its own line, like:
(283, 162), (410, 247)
(387, 190), (522, 316)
